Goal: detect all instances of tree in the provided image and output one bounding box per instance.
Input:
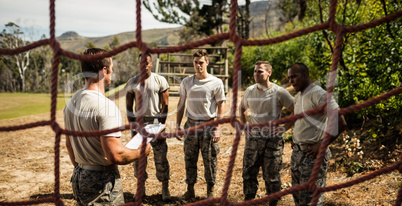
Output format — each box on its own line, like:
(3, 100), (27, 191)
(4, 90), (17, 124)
(300, 0), (401, 148)
(109, 36), (120, 49)
(237, 0), (251, 39)
(298, 0), (307, 21)
(0, 22), (31, 92)
(85, 41), (95, 49)
(143, 0), (228, 43)
(0, 57), (17, 92)
(277, 0), (308, 23)
(27, 45), (53, 92)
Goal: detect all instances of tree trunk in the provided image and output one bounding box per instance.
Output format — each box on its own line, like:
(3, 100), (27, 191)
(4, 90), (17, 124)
(15, 51), (29, 92)
(298, 0), (307, 21)
(244, 0), (250, 39)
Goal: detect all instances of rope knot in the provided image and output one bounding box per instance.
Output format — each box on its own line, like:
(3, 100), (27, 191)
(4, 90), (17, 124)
(308, 183), (318, 193)
(51, 122), (62, 135)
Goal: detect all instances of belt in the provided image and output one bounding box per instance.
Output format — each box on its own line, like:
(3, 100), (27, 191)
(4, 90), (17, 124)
(246, 130), (281, 138)
(133, 117), (158, 124)
(78, 164), (118, 171)
(294, 143), (315, 151)
(187, 118), (215, 123)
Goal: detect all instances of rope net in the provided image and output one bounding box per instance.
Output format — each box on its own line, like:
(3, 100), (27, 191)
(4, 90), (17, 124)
(0, 0), (401, 205)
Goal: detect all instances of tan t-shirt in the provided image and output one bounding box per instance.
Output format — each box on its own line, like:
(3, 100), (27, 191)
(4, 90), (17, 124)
(179, 74), (226, 120)
(64, 89), (122, 166)
(124, 73), (169, 118)
(292, 84), (339, 144)
(242, 83), (294, 124)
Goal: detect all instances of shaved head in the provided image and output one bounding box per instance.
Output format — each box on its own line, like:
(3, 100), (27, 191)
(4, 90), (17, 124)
(289, 63), (309, 77)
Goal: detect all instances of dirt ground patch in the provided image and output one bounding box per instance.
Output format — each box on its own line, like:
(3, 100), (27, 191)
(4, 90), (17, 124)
(0, 94), (401, 206)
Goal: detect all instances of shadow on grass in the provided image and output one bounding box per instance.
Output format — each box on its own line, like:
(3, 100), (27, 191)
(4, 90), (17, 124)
(30, 193), (74, 200)
(31, 192), (206, 205)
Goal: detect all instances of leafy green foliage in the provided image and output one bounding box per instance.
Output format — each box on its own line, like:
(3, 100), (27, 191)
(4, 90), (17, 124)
(237, 33), (316, 86)
(143, 0), (228, 43)
(109, 36), (120, 49)
(328, 1), (401, 147)
(238, 0), (401, 155)
(0, 22), (31, 92)
(85, 41), (95, 49)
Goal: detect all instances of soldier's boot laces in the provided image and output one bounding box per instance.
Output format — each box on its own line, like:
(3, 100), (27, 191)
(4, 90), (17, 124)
(182, 184), (195, 200)
(207, 184), (214, 198)
(162, 180), (171, 201)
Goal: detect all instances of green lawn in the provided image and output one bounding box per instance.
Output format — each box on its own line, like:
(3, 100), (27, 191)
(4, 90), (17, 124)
(0, 93), (69, 120)
(0, 84), (126, 120)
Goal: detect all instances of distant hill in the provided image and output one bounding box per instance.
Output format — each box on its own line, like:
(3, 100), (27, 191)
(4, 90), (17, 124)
(57, 27), (182, 52)
(57, 1), (282, 51)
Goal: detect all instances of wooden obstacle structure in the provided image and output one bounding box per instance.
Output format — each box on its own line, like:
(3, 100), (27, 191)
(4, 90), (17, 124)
(154, 46), (229, 95)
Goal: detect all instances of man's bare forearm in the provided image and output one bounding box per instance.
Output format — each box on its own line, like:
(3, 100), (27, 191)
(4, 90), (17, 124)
(176, 95), (185, 128)
(216, 101), (225, 127)
(66, 136), (77, 167)
(126, 92), (136, 123)
(239, 103), (247, 124)
(159, 90), (169, 124)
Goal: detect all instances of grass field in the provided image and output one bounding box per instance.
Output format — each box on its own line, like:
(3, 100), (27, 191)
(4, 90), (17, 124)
(0, 93), (68, 120)
(0, 84), (126, 120)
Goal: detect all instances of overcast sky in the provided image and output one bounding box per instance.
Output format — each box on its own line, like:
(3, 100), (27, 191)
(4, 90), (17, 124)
(0, 0), (183, 40)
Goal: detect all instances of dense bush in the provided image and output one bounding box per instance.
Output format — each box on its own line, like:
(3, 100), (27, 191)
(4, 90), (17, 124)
(235, 0), (401, 151)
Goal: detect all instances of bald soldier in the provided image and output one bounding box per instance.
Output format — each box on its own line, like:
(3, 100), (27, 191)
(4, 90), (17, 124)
(288, 63), (347, 206)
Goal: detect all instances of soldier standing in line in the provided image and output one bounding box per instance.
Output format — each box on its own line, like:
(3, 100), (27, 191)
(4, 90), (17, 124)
(288, 63), (347, 206)
(240, 60), (294, 205)
(176, 49), (226, 200)
(125, 53), (171, 201)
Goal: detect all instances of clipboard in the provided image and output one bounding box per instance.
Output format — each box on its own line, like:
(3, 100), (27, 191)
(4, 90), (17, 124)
(125, 124), (166, 149)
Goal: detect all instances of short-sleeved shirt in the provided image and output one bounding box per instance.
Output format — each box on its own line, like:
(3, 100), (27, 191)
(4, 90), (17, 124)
(64, 89), (122, 166)
(242, 83), (294, 124)
(124, 73), (169, 118)
(293, 84), (339, 144)
(179, 74), (226, 120)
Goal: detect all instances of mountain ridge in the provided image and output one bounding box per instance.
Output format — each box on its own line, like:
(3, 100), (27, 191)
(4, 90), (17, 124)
(57, 27), (183, 52)
(57, 1), (281, 51)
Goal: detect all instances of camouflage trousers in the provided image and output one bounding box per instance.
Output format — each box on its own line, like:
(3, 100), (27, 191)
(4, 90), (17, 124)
(183, 119), (220, 185)
(71, 165), (124, 206)
(291, 144), (331, 206)
(242, 135), (284, 197)
(132, 117), (170, 182)
(133, 139), (170, 182)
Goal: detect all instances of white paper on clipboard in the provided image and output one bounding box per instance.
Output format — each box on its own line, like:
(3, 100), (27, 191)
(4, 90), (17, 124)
(125, 124), (166, 149)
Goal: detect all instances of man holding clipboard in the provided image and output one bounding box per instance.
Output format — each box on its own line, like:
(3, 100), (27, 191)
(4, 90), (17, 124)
(125, 53), (171, 201)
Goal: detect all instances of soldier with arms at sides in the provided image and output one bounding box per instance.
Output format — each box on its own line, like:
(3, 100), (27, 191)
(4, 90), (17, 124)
(240, 60), (294, 205)
(176, 49), (226, 200)
(125, 53), (171, 201)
